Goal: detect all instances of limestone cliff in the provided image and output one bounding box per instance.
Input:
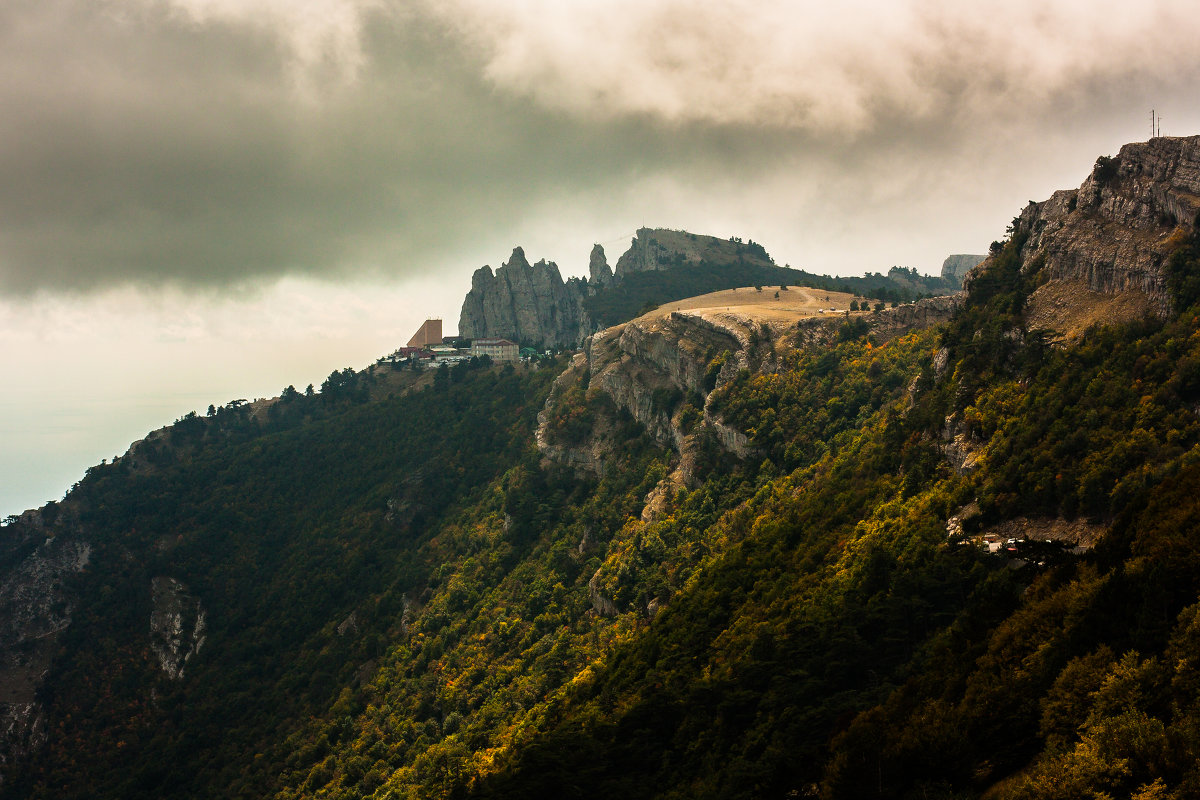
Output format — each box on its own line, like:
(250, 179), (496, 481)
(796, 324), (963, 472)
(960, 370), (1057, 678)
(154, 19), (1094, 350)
(941, 254), (985, 285)
(588, 244), (613, 288)
(0, 509), (90, 786)
(458, 229), (796, 348)
(149, 577), (206, 681)
(583, 310), (747, 453)
(537, 293), (959, 488)
(458, 247), (591, 348)
(613, 227), (774, 277)
(535, 307), (753, 537)
(988, 135), (1200, 318)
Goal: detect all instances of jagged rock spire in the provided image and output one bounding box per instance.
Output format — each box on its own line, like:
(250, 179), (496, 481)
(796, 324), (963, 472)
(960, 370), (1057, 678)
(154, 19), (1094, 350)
(589, 243), (613, 286)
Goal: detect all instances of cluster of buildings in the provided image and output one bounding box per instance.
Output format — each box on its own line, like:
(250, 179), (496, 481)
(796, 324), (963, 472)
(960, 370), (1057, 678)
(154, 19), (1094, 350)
(376, 319), (536, 369)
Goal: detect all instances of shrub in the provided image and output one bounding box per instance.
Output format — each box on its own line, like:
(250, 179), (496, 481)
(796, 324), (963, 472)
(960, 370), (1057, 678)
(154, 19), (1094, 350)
(1094, 154), (1119, 186)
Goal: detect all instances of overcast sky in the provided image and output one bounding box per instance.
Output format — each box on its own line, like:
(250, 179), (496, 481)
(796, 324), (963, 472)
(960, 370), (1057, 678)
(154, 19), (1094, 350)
(4, 0), (1200, 517)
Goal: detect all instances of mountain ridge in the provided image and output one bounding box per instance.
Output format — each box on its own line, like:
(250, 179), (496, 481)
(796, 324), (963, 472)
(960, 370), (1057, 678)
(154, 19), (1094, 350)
(3, 136), (1200, 799)
(979, 135), (1200, 320)
(459, 228), (958, 347)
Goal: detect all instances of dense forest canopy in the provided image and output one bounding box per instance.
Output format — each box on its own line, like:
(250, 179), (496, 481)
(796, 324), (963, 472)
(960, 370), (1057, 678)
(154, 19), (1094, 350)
(3, 217), (1200, 799)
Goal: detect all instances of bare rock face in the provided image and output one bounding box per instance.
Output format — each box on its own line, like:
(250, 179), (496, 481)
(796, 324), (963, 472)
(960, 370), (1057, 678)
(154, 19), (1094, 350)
(588, 243), (613, 287)
(458, 247), (591, 348)
(865, 295), (962, 339)
(537, 296), (958, 483)
(149, 577), (206, 681)
(584, 312), (746, 454)
(458, 230), (780, 348)
(0, 513), (91, 787)
(941, 254), (986, 285)
(587, 569), (618, 617)
(535, 308), (753, 503)
(613, 227), (774, 277)
(994, 135), (1200, 317)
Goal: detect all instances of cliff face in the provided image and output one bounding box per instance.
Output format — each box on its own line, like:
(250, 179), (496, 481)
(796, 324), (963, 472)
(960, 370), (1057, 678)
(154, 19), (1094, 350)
(459, 229), (801, 347)
(0, 499), (217, 783)
(588, 244), (613, 288)
(0, 510), (91, 785)
(941, 254), (986, 285)
(999, 135), (1200, 317)
(458, 247), (591, 348)
(613, 227), (774, 277)
(149, 577), (206, 681)
(459, 230), (783, 346)
(538, 295), (960, 486)
(584, 311), (747, 453)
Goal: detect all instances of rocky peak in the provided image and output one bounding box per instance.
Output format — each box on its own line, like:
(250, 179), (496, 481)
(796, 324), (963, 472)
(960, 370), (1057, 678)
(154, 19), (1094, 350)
(458, 247), (591, 348)
(588, 244), (613, 286)
(458, 229), (790, 349)
(613, 227), (774, 277)
(1000, 135), (1200, 317)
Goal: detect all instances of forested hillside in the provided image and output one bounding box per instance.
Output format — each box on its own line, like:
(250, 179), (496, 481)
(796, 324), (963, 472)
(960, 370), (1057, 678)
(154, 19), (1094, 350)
(5, 158), (1200, 797)
(473, 218), (1200, 800)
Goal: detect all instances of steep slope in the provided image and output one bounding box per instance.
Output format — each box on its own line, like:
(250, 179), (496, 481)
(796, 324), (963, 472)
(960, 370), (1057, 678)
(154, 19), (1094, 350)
(991, 135), (1200, 335)
(820, 225), (1200, 800)
(0, 361), (561, 798)
(539, 285), (959, 481)
(5, 137), (1200, 800)
(3, 287), (965, 799)
(458, 146), (1200, 800)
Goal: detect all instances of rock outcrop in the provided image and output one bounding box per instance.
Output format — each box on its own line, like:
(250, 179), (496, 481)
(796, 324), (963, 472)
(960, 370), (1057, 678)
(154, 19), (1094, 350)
(585, 311), (747, 453)
(613, 228), (774, 277)
(149, 577), (206, 681)
(588, 244), (613, 287)
(863, 294), (962, 339)
(458, 247), (591, 348)
(987, 135), (1200, 317)
(941, 254), (986, 285)
(0, 513), (91, 785)
(459, 229), (788, 348)
(538, 295), (959, 482)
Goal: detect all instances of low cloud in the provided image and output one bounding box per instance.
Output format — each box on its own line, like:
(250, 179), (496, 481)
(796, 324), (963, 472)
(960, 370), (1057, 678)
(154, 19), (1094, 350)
(146, 0), (386, 81)
(433, 0), (1198, 131)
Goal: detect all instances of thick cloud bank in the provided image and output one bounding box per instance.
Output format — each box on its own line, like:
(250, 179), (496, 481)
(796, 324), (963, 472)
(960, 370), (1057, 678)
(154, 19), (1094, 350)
(1, 0), (1199, 293)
